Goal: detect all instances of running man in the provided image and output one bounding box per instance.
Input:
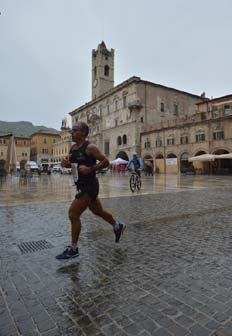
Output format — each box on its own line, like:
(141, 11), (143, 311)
(127, 152), (143, 177)
(56, 122), (126, 260)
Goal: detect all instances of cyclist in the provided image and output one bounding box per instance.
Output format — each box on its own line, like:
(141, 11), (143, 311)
(127, 152), (143, 177)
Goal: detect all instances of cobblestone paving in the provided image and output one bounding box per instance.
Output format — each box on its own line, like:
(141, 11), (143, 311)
(1, 177), (232, 335)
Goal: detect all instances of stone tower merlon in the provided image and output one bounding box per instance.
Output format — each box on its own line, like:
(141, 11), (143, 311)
(92, 41), (114, 100)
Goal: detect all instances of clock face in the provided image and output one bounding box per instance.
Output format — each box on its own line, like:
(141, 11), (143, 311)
(93, 79), (98, 88)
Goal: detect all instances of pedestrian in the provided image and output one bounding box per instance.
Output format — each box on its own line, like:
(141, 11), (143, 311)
(56, 122), (126, 260)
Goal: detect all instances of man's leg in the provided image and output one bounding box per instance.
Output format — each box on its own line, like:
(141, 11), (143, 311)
(56, 194), (91, 259)
(69, 194), (91, 244)
(88, 198), (116, 226)
(88, 198), (126, 243)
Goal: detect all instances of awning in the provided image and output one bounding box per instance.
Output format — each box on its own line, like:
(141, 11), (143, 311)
(188, 154), (216, 162)
(110, 158), (128, 165)
(216, 153), (232, 159)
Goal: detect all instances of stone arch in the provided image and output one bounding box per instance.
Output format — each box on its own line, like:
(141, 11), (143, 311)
(167, 153), (177, 158)
(116, 151), (129, 161)
(213, 148), (229, 155)
(143, 154), (154, 176)
(180, 151), (190, 173)
(155, 153), (164, 159)
(194, 149), (207, 156)
(212, 148), (232, 174)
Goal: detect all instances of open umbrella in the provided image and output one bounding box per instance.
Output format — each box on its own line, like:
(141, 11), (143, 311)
(215, 153), (232, 159)
(188, 154), (216, 162)
(110, 158), (128, 165)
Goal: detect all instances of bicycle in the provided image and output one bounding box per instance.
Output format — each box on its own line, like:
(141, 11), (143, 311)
(129, 170), (142, 192)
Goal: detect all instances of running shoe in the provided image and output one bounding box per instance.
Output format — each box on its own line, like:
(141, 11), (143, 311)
(114, 222), (126, 243)
(56, 246), (79, 260)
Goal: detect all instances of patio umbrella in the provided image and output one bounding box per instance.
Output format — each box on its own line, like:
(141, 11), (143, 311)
(215, 153), (232, 159)
(188, 154), (216, 162)
(6, 135), (17, 172)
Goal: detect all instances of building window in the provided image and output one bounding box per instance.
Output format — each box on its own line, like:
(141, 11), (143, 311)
(144, 141), (151, 148)
(44, 138), (47, 144)
(173, 104), (178, 116)
(123, 95), (127, 108)
(114, 99), (119, 112)
(107, 104), (110, 114)
(224, 104), (231, 116)
(156, 137), (162, 147)
(201, 112), (206, 120)
(15, 140), (17, 144)
(115, 119), (118, 127)
(160, 102), (164, 112)
(104, 65), (109, 76)
(167, 138), (175, 145)
(213, 131), (224, 140)
(24, 141), (26, 145)
(42, 148), (49, 154)
(75, 116), (79, 123)
(0, 152), (3, 156)
(212, 106), (219, 118)
(140, 117), (144, 123)
(122, 134), (127, 145)
(180, 136), (188, 144)
(117, 136), (122, 146)
(196, 134), (205, 142)
(104, 141), (110, 155)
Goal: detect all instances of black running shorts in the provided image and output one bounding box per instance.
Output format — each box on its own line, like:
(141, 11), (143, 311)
(75, 178), (99, 202)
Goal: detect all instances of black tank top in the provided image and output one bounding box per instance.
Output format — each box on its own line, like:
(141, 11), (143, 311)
(69, 141), (97, 185)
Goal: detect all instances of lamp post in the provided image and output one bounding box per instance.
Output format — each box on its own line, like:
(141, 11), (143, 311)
(160, 116), (166, 174)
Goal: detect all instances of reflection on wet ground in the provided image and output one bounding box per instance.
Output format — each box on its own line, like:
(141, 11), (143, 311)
(0, 172), (231, 207)
(1, 173), (232, 335)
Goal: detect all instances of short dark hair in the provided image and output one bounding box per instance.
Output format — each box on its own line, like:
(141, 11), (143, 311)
(79, 122), (89, 137)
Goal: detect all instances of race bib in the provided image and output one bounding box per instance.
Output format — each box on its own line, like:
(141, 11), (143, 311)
(71, 163), (79, 183)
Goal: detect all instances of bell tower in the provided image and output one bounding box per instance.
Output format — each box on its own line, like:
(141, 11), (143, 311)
(92, 41), (114, 100)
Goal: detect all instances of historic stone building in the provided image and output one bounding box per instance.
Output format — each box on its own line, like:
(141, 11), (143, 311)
(70, 42), (204, 163)
(30, 130), (60, 164)
(141, 94), (232, 174)
(52, 120), (72, 162)
(0, 133), (31, 171)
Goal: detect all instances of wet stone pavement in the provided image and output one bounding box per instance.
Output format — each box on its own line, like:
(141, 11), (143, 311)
(1, 174), (232, 336)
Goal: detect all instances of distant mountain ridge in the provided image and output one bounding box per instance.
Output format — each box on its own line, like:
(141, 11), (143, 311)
(0, 121), (59, 136)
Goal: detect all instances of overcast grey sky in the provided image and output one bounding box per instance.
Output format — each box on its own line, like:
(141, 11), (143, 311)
(0, 0), (231, 130)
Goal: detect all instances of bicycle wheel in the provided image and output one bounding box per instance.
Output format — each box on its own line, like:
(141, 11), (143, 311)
(130, 174), (136, 192)
(136, 175), (142, 190)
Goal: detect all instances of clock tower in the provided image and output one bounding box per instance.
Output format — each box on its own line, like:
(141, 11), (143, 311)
(92, 41), (114, 100)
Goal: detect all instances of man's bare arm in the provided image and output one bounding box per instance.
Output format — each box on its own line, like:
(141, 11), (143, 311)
(79, 144), (109, 175)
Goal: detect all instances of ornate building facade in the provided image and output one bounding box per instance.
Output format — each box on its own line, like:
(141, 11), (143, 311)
(70, 42), (204, 165)
(30, 130), (60, 164)
(141, 94), (232, 174)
